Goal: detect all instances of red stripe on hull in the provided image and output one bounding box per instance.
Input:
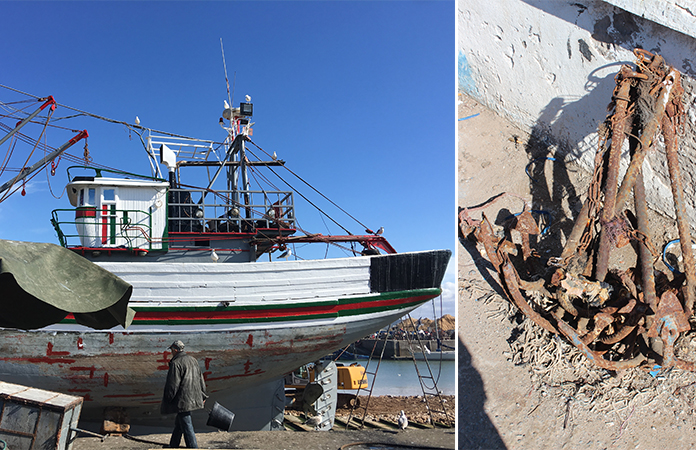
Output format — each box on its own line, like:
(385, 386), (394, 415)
(122, 294), (432, 322)
(337, 294), (433, 312)
(133, 304), (335, 321)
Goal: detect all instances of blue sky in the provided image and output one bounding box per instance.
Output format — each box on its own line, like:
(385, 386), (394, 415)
(0, 1), (455, 317)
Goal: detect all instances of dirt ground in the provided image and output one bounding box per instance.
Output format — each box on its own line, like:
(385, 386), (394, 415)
(71, 428), (454, 450)
(457, 93), (696, 449)
(70, 396), (454, 450)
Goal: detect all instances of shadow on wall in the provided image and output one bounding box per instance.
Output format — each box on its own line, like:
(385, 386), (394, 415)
(458, 337), (506, 450)
(520, 68), (618, 254)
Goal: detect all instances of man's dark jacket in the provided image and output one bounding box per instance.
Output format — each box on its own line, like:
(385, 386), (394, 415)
(161, 351), (208, 414)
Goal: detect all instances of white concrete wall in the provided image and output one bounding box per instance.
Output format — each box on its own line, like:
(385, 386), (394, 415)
(457, 0), (696, 223)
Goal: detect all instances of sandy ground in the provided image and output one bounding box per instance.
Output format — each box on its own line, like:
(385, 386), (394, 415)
(457, 93), (696, 449)
(71, 428), (454, 450)
(70, 396), (454, 450)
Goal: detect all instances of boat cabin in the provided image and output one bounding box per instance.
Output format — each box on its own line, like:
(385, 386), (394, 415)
(64, 175), (169, 251)
(50, 101), (332, 262)
(52, 166), (297, 262)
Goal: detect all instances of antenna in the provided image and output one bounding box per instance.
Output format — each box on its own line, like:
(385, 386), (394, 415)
(231, 71), (236, 107)
(220, 38), (232, 108)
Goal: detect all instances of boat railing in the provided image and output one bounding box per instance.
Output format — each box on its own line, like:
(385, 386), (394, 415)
(51, 187), (295, 250)
(147, 135), (216, 161)
(51, 208), (155, 251)
(145, 135), (217, 179)
(168, 188), (295, 233)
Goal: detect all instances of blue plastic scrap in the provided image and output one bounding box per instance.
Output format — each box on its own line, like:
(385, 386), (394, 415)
(649, 364), (662, 378)
(458, 113), (480, 121)
(525, 157), (557, 183)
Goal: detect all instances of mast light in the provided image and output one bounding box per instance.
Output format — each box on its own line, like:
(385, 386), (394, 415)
(239, 102), (253, 117)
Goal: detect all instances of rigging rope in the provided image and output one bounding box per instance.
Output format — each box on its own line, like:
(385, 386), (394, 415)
(246, 138), (372, 233)
(0, 102), (54, 203)
(0, 84), (377, 240)
(243, 144), (354, 235)
(0, 134), (17, 180)
(0, 83), (201, 142)
(178, 172), (363, 255)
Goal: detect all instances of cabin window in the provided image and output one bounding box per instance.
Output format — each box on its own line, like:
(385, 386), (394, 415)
(78, 188), (96, 206)
(103, 189), (115, 202)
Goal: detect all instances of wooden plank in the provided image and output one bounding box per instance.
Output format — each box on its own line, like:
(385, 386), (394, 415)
(379, 418), (400, 429)
(283, 414), (313, 432)
(433, 420), (455, 428)
(408, 421), (433, 430)
(378, 417), (434, 430)
(361, 418), (393, 430)
(337, 417), (364, 430)
(332, 417), (348, 430)
(101, 257), (372, 304)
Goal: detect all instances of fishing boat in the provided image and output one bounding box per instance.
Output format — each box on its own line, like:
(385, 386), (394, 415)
(0, 96), (450, 430)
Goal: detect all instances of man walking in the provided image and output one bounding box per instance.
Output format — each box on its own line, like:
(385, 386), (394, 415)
(161, 340), (208, 448)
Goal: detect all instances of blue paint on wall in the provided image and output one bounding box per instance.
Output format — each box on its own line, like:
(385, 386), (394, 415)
(458, 51), (478, 96)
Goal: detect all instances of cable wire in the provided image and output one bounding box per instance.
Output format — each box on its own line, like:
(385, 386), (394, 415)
(0, 83), (376, 245)
(247, 138), (372, 232)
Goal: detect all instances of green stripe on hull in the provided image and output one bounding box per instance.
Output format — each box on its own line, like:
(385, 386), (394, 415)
(336, 288), (440, 305)
(59, 288), (442, 325)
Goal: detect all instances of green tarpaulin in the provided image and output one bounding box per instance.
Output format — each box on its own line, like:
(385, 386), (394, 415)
(0, 239), (134, 330)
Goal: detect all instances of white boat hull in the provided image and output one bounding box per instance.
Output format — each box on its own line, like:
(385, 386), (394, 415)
(0, 250), (449, 423)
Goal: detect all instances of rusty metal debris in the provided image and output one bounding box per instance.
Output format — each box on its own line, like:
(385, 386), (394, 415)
(460, 49), (696, 373)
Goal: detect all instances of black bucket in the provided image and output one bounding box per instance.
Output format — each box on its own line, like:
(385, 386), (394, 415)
(206, 402), (235, 431)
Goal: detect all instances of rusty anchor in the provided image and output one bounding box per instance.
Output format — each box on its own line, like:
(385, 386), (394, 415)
(460, 49), (696, 373)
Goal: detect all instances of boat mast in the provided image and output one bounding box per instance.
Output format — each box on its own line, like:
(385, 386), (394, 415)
(224, 125), (239, 208)
(221, 101), (253, 214)
(239, 135), (251, 218)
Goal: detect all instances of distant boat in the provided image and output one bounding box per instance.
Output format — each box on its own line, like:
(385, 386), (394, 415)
(413, 350), (455, 361)
(324, 349), (369, 361)
(0, 95), (450, 430)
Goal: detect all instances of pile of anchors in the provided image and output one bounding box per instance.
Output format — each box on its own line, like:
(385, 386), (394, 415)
(460, 49), (696, 372)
